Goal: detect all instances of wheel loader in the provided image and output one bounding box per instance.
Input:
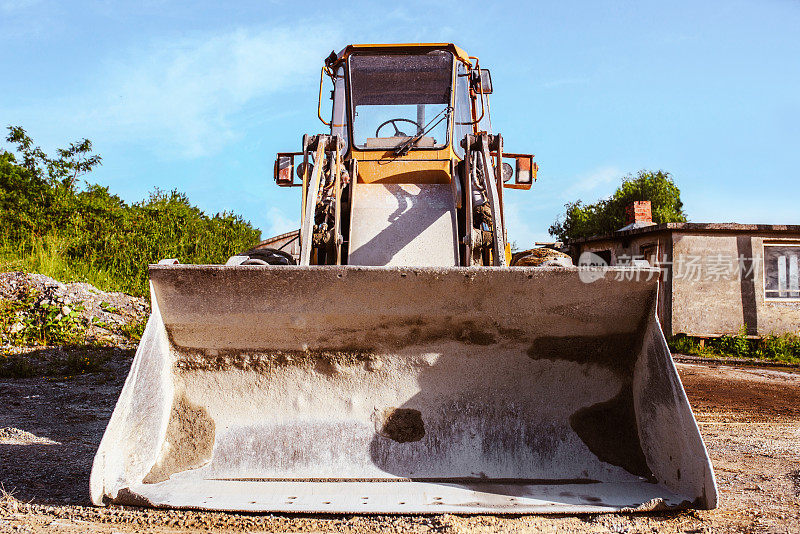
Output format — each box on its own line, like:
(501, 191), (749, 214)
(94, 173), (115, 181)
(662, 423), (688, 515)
(91, 43), (717, 513)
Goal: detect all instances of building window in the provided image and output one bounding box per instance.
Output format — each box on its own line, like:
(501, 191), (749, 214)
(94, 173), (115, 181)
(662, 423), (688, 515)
(594, 250), (612, 266)
(639, 243), (659, 266)
(764, 244), (800, 299)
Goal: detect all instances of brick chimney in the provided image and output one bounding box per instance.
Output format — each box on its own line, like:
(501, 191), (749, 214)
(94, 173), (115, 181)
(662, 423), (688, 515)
(625, 201), (652, 225)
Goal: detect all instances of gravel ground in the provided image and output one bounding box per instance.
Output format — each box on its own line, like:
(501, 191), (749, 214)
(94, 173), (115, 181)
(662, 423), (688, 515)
(1, 354), (798, 533)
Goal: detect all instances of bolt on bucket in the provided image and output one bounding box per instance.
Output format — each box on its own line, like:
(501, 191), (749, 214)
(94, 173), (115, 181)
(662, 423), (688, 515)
(90, 264), (717, 513)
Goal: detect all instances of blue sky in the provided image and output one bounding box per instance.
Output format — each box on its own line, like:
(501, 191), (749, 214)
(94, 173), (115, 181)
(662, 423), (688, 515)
(2, 0), (799, 245)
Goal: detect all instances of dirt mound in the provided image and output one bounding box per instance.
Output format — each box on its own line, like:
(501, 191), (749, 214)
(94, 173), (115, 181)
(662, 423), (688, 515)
(0, 271), (148, 349)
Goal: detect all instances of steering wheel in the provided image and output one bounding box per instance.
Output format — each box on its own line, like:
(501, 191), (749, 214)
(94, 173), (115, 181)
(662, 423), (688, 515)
(375, 118), (421, 138)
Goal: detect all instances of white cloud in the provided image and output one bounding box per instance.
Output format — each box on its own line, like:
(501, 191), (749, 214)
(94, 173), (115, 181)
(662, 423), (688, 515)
(1, 0), (40, 12)
(264, 206), (298, 238)
(563, 166), (621, 198)
(0, 0), (49, 39)
(83, 25), (340, 157)
(503, 201), (553, 249)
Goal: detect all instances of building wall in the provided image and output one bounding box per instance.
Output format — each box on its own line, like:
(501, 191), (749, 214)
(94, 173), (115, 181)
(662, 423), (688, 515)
(670, 233), (748, 336)
(671, 233), (800, 336)
(572, 230), (800, 337)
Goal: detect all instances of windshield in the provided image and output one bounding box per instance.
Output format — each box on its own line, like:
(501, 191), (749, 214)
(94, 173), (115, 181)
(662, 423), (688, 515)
(349, 51), (453, 150)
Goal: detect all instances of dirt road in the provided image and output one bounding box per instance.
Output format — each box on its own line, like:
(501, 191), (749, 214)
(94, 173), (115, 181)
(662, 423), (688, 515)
(1, 355), (798, 533)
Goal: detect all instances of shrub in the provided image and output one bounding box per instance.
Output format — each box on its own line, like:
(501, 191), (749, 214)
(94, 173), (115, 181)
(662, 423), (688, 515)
(0, 291), (87, 346)
(716, 326), (751, 358)
(756, 334), (800, 365)
(1, 127), (261, 296)
(669, 329), (800, 365)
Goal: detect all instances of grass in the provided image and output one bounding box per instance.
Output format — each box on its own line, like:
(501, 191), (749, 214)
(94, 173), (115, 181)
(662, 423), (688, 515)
(0, 234), (128, 295)
(118, 319), (146, 343)
(668, 326), (800, 365)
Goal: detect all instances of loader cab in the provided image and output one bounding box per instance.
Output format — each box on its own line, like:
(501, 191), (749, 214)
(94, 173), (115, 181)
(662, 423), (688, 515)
(330, 44), (492, 161)
(274, 43), (536, 268)
(346, 50), (453, 153)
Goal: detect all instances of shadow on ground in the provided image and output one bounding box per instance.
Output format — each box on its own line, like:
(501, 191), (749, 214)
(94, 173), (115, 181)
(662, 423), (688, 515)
(0, 348), (130, 504)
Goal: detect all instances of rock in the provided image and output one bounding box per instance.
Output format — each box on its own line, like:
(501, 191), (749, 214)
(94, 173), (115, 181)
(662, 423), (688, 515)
(0, 427), (60, 445)
(511, 247), (573, 267)
(0, 271), (148, 347)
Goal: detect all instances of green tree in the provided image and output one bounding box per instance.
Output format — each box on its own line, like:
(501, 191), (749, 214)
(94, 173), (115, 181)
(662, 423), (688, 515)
(2, 126), (261, 296)
(5, 126), (102, 190)
(549, 170), (687, 242)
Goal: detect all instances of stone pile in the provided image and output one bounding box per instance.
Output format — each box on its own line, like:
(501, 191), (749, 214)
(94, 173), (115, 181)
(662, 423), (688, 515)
(0, 271), (148, 347)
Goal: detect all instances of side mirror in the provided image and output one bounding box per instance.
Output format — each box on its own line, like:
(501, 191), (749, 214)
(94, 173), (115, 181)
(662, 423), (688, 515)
(470, 69), (493, 94)
(274, 153), (302, 187)
(501, 153), (537, 190)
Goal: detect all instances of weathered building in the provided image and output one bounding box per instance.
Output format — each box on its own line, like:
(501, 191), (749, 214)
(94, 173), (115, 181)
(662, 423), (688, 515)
(567, 203), (800, 337)
(256, 230), (300, 261)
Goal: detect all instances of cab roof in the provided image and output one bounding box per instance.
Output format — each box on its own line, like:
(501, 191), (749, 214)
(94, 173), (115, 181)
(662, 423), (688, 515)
(327, 43), (472, 69)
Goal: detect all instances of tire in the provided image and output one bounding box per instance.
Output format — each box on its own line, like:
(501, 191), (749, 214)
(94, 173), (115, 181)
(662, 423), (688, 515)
(237, 247), (296, 266)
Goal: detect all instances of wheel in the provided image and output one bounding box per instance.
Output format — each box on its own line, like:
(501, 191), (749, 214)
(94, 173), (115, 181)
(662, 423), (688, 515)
(236, 247), (296, 266)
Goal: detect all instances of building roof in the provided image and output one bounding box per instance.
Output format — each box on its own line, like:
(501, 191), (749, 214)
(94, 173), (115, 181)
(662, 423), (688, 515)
(258, 229), (299, 247)
(617, 221), (656, 232)
(567, 222), (800, 245)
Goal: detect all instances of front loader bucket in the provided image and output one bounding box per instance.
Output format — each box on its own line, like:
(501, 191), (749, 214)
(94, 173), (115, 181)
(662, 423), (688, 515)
(90, 265), (717, 513)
